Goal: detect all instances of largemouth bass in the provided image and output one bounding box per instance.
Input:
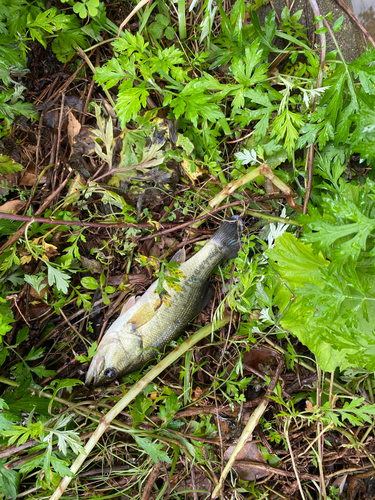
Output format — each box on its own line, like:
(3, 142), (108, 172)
(86, 216), (242, 386)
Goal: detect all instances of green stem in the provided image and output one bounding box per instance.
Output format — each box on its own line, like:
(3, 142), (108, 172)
(177, 0), (186, 39)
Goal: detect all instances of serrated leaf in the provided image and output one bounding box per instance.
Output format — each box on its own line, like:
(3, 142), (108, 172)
(46, 264), (70, 294)
(0, 155), (23, 175)
(235, 149), (258, 165)
(134, 436), (171, 464)
(300, 179), (375, 263)
(50, 456), (74, 478)
(0, 459), (19, 500)
(266, 232), (375, 372)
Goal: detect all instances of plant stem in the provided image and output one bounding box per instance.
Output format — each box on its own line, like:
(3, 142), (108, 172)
(178, 0), (187, 39)
(284, 418), (307, 500)
(304, 0), (327, 215)
(208, 163), (303, 213)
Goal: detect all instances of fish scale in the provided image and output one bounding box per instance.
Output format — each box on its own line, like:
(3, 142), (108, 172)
(86, 216), (243, 386)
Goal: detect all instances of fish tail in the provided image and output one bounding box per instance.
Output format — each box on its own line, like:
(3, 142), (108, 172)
(211, 216), (243, 259)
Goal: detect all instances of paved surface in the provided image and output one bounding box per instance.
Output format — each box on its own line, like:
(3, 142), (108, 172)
(258, 0), (365, 61)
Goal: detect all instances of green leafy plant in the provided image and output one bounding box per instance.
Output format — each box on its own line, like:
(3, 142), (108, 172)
(267, 180), (375, 371)
(81, 273), (116, 305)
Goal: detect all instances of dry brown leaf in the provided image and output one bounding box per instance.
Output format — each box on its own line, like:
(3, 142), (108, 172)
(192, 386), (203, 401)
(174, 468), (212, 497)
(305, 400), (314, 411)
(18, 172), (37, 186)
(224, 439), (269, 481)
(68, 111), (82, 147)
(42, 241), (59, 258)
(243, 346), (278, 378)
(0, 199), (26, 213)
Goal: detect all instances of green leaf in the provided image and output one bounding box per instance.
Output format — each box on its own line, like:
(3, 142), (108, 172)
(300, 179), (375, 264)
(333, 15), (344, 33)
(267, 232), (375, 372)
(24, 275), (46, 296)
(158, 392), (181, 425)
(73, 2), (88, 18)
(50, 456), (74, 478)
(81, 276), (99, 290)
(271, 109), (304, 152)
(46, 264), (70, 294)
(76, 344), (97, 363)
(134, 436), (171, 464)
(0, 155), (23, 175)
(52, 30), (88, 63)
(165, 26), (175, 40)
(0, 299), (14, 338)
(148, 21), (164, 39)
(16, 326), (29, 345)
(115, 82), (149, 127)
(0, 459), (19, 500)
(30, 365), (56, 379)
(94, 58), (128, 89)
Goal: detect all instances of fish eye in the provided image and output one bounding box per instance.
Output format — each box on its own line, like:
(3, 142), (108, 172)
(104, 368), (117, 380)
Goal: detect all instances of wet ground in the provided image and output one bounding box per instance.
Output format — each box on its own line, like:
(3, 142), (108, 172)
(259, 0), (369, 61)
(353, 0), (375, 38)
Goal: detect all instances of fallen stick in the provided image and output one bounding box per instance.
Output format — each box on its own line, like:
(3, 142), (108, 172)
(208, 163), (303, 213)
(49, 315), (231, 500)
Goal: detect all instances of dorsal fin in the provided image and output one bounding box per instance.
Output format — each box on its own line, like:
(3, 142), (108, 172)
(169, 248), (186, 264)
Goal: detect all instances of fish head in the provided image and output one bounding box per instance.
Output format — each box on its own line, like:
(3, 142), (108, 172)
(85, 329), (143, 386)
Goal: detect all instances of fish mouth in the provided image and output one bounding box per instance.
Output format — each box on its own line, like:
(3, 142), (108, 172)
(85, 352), (105, 386)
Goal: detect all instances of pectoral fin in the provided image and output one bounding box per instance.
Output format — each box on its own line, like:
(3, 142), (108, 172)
(120, 296), (139, 316)
(128, 296), (161, 328)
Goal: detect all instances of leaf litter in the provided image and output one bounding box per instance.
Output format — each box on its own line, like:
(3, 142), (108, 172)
(0, 1), (375, 499)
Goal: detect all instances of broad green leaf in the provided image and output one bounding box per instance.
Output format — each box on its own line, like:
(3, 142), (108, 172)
(300, 179), (375, 264)
(267, 232), (375, 372)
(51, 457), (74, 477)
(81, 276), (99, 290)
(0, 460), (19, 500)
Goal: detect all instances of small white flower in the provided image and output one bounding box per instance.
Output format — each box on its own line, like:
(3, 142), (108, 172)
(267, 208), (289, 249)
(299, 86), (330, 108)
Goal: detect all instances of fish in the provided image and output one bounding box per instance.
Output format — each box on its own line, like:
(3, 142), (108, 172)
(85, 216), (243, 386)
